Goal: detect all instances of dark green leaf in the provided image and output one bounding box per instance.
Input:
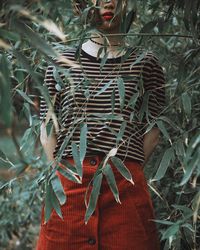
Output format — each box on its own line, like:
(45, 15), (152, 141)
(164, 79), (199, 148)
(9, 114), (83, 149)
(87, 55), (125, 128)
(156, 120), (170, 140)
(153, 147), (174, 181)
(16, 89), (35, 105)
(162, 223), (180, 240)
(94, 79), (113, 96)
(50, 174), (66, 205)
(79, 123), (87, 163)
(71, 142), (82, 178)
(85, 173), (103, 224)
(181, 92), (191, 117)
(117, 77), (125, 111)
(14, 20), (57, 58)
(111, 156), (134, 185)
(44, 181), (53, 223)
(116, 121), (127, 143)
(103, 164), (120, 203)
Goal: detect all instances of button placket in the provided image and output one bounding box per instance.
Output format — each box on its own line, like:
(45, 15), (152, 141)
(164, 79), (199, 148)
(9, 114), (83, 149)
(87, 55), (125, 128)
(88, 238), (96, 245)
(90, 158), (97, 166)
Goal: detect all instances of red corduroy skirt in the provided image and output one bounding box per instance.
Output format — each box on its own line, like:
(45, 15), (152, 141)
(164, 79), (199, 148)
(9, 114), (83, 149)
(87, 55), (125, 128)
(36, 155), (160, 250)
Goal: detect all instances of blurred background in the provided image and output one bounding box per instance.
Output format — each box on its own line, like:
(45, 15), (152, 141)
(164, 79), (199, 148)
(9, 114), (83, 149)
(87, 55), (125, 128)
(0, 0), (199, 249)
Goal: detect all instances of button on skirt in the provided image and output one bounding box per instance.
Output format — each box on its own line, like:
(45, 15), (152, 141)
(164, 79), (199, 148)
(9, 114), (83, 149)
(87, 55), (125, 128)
(36, 155), (160, 250)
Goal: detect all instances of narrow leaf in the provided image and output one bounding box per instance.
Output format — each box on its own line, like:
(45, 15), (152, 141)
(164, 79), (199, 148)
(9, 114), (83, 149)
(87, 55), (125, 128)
(16, 89), (35, 105)
(182, 92), (191, 117)
(116, 121), (127, 143)
(85, 173), (103, 224)
(103, 164), (120, 203)
(111, 87), (115, 114)
(152, 147), (174, 181)
(117, 77), (125, 111)
(111, 156), (134, 185)
(44, 181), (53, 223)
(58, 167), (81, 184)
(161, 223), (180, 240)
(50, 174), (66, 205)
(180, 150), (199, 186)
(79, 123), (87, 163)
(71, 142), (82, 178)
(156, 120), (170, 140)
(94, 79), (113, 96)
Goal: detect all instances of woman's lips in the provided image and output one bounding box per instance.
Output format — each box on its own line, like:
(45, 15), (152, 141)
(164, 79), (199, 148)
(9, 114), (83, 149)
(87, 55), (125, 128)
(102, 12), (114, 21)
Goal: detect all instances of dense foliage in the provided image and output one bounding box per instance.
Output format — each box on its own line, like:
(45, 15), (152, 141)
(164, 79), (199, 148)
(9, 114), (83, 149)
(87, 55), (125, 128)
(0, 0), (199, 249)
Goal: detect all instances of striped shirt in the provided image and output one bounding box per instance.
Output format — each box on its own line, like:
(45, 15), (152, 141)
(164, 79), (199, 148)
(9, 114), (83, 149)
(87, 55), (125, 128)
(39, 47), (165, 164)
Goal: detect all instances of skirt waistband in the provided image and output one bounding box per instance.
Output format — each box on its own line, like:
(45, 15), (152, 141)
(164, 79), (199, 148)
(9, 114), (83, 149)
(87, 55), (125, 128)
(59, 154), (142, 169)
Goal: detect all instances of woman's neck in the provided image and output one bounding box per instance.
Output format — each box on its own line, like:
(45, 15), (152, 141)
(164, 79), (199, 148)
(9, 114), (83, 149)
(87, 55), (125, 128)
(82, 38), (126, 59)
(91, 33), (125, 47)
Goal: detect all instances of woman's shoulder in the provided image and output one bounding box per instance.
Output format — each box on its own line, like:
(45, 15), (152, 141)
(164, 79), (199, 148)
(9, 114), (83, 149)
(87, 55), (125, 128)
(60, 46), (78, 58)
(49, 46), (80, 69)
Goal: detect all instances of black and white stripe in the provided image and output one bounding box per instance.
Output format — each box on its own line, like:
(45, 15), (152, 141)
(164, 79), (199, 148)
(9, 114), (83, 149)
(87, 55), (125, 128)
(39, 47), (165, 164)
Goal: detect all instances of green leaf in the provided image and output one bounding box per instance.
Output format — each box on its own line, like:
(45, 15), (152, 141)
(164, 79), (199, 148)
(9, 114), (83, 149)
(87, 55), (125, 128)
(161, 223), (180, 240)
(100, 51), (108, 70)
(153, 219), (174, 226)
(50, 189), (63, 219)
(44, 181), (53, 223)
(58, 167), (81, 184)
(153, 147), (174, 181)
(159, 116), (182, 132)
(111, 87), (116, 114)
(124, 9), (136, 32)
(172, 205), (193, 216)
(79, 123), (87, 163)
(174, 140), (185, 157)
(111, 156), (134, 185)
(130, 51), (146, 68)
(50, 174), (66, 205)
(13, 49), (40, 84)
(85, 173), (103, 224)
(140, 20), (158, 33)
(138, 91), (150, 122)
(57, 127), (76, 162)
(44, 180), (63, 223)
(0, 28), (20, 41)
(90, 113), (123, 121)
(127, 92), (139, 108)
(71, 142), (82, 178)
(94, 79), (113, 97)
(181, 92), (191, 117)
(16, 89), (35, 105)
(117, 77), (125, 111)
(103, 164), (120, 203)
(97, 47), (104, 60)
(0, 54), (12, 127)
(180, 150), (199, 186)
(116, 121), (127, 143)
(156, 120), (170, 140)
(14, 20), (57, 58)
(53, 67), (65, 90)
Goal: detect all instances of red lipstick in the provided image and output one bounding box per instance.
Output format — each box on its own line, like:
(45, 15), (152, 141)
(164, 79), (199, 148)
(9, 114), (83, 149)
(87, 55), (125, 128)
(102, 12), (114, 21)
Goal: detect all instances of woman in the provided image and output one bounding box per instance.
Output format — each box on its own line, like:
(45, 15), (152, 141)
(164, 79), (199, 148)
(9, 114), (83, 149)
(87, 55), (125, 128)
(36, 0), (165, 249)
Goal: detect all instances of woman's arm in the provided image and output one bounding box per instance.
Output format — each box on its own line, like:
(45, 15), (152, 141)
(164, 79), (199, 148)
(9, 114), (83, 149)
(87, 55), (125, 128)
(40, 122), (57, 167)
(143, 127), (160, 166)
